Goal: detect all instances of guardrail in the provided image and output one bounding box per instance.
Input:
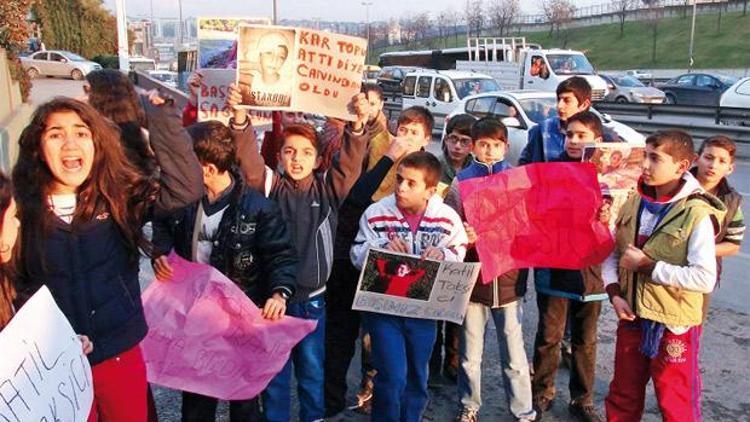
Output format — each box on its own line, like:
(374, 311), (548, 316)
(594, 102), (750, 127)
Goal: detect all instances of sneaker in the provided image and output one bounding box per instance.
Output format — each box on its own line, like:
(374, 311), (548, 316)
(455, 407), (478, 422)
(350, 378), (374, 415)
(533, 396), (553, 415)
(568, 402), (604, 422)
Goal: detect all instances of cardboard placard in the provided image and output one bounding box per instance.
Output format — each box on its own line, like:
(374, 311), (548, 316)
(237, 25), (367, 120)
(197, 68), (273, 128)
(352, 249), (481, 324)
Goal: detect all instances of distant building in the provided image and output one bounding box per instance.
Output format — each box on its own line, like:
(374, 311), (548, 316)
(388, 20), (402, 45)
(129, 20), (154, 58)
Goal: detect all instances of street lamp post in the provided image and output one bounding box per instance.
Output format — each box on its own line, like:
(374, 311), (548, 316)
(688, 0), (698, 71)
(362, 1), (373, 64)
(178, 0), (184, 47)
(115, 0), (129, 72)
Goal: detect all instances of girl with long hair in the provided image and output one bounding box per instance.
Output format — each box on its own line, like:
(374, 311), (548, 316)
(0, 172), (19, 329)
(12, 95), (203, 421)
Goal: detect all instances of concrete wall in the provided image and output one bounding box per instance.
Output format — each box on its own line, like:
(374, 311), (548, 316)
(0, 49), (34, 174)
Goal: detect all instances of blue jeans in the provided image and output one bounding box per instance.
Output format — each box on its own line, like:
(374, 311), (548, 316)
(458, 300), (536, 420)
(364, 312), (437, 422)
(262, 294), (326, 422)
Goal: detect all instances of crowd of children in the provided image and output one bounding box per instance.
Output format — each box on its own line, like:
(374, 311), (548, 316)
(0, 70), (744, 422)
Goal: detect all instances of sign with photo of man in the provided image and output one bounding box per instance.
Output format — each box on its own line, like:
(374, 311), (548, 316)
(237, 25), (368, 120)
(352, 249), (481, 324)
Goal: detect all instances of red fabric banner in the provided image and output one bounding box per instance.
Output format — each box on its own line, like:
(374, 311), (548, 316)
(459, 162), (614, 283)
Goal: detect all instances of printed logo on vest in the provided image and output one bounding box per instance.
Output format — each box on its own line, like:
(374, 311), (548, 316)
(96, 212), (110, 221)
(663, 339), (688, 364)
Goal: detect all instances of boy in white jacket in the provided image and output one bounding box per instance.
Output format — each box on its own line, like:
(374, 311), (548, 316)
(351, 151), (468, 421)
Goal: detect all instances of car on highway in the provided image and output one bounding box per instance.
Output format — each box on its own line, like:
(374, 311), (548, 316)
(658, 73), (738, 106)
(363, 64), (381, 84)
(600, 74), (665, 104)
(444, 90), (645, 165)
(626, 69), (653, 80)
(720, 77), (750, 109)
(21, 50), (102, 80)
(377, 65), (419, 99)
(402, 69), (500, 132)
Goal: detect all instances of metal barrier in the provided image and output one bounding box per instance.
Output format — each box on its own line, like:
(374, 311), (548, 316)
(594, 101), (750, 127)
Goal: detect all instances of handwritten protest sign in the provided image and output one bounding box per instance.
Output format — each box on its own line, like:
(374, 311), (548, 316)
(0, 286), (93, 422)
(140, 253), (317, 401)
(198, 17), (271, 69)
(352, 249), (481, 324)
(198, 68), (273, 128)
(583, 144), (645, 227)
(237, 25), (367, 120)
(459, 162), (614, 283)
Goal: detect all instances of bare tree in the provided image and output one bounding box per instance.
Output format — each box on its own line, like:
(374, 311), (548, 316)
(612, 0), (635, 36)
(412, 12), (432, 46)
(465, 0), (485, 37)
(436, 10), (450, 48)
(487, 0), (520, 36)
(539, 0), (575, 37)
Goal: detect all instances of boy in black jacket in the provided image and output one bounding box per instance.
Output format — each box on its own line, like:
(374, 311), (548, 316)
(227, 85), (374, 422)
(152, 115), (297, 422)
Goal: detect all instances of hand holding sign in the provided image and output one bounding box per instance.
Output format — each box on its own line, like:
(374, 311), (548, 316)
(348, 92), (370, 132)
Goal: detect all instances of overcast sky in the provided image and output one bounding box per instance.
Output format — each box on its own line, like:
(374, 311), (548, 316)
(102, 0), (606, 22)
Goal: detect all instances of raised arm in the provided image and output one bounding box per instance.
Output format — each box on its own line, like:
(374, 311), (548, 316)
(144, 93), (204, 214)
(328, 93), (373, 205)
(227, 84), (271, 193)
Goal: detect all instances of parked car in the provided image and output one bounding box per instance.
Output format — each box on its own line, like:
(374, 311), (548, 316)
(600, 74), (665, 104)
(402, 69), (500, 133)
(626, 69), (653, 80)
(720, 77), (750, 109)
(377, 65), (419, 99)
(21, 50), (102, 80)
(658, 73), (738, 106)
(444, 90), (644, 165)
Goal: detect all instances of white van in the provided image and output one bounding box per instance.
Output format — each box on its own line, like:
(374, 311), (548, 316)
(401, 69), (500, 133)
(456, 37), (609, 101)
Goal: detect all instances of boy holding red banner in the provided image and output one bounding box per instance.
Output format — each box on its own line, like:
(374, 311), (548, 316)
(444, 117), (536, 422)
(517, 77), (607, 421)
(603, 130), (725, 421)
(350, 151), (468, 422)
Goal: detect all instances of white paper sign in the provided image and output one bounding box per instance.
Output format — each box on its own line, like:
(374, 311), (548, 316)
(0, 286), (93, 422)
(352, 249), (481, 324)
(237, 25), (367, 120)
(197, 68), (273, 129)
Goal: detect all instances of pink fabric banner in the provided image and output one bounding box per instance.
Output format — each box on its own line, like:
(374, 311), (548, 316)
(140, 253), (317, 400)
(459, 162), (614, 283)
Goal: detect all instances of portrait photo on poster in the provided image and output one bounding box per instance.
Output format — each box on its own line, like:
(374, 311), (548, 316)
(237, 25), (295, 108)
(360, 249), (440, 301)
(582, 144), (645, 193)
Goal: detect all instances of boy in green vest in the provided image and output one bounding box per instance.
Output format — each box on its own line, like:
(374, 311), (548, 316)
(602, 130), (725, 422)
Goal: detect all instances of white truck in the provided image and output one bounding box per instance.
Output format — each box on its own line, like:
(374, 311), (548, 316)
(455, 37), (609, 101)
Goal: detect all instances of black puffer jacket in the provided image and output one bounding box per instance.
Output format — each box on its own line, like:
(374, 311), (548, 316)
(17, 103), (204, 366)
(152, 175), (297, 305)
